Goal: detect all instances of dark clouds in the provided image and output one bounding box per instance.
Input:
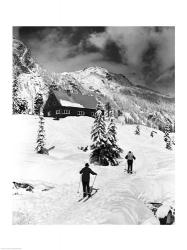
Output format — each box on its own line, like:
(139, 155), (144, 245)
(142, 41), (161, 82)
(13, 26), (175, 94)
(103, 40), (123, 63)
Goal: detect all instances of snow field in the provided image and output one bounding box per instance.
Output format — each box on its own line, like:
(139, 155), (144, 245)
(12, 115), (174, 224)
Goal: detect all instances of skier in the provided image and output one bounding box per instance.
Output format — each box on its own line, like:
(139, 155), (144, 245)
(125, 151), (136, 174)
(79, 163), (97, 198)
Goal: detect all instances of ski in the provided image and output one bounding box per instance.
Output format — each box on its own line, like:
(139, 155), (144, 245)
(78, 196), (87, 202)
(83, 189), (98, 202)
(124, 169), (136, 174)
(77, 188), (99, 202)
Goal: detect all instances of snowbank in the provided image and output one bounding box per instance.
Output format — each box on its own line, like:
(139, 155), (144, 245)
(156, 204), (172, 218)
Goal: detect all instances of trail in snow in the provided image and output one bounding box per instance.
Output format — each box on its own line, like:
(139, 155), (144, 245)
(13, 168), (155, 225)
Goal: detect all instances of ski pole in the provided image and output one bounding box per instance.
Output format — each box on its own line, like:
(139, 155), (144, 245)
(91, 175), (97, 189)
(77, 176), (81, 193)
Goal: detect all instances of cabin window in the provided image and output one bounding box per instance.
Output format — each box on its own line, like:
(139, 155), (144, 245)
(62, 109), (70, 114)
(56, 110), (60, 114)
(47, 111), (51, 116)
(91, 112), (95, 117)
(77, 111), (85, 116)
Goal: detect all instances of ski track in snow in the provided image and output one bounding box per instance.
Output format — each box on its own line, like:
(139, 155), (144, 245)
(12, 115), (174, 225)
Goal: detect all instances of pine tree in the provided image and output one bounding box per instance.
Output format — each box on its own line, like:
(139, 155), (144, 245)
(105, 102), (111, 118)
(164, 123), (170, 142)
(34, 93), (44, 115)
(35, 113), (46, 154)
(17, 71), (45, 114)
(12, 71), (19, 114)
(166, 136), (172, 150)
(17, 98), (28, 114)
(12, 70), (29, 114)
(90, 102), (109, 165)
(135, 125), (140, 135)
(12, 72), (28, 114)
(164, 123), (172, 150)
(106, 111), (123, 165)
(150, 131), (154, 137)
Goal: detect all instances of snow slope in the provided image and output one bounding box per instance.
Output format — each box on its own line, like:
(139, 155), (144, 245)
(12, 115), (175, 225)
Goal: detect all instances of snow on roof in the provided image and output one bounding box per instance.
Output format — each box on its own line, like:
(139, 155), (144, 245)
(53, 90), (97, 109)
(59, 100), (84, 108)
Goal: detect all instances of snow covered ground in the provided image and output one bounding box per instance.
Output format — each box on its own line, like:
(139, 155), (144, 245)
(12, 115), (175, 225)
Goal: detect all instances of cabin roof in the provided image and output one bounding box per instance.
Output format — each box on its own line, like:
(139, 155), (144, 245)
(52, 90), (97, 109)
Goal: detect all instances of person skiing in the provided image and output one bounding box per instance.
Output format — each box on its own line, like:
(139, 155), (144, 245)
(79, 163), (97, 198)
(125, 151), (136, 174)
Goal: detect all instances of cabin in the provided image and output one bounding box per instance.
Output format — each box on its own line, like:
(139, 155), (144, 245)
(43, 90), (97, 118)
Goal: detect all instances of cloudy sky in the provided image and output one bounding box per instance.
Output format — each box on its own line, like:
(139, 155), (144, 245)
(13, 26), (175, 95)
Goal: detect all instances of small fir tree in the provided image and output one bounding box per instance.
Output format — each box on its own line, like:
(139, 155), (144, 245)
(12, 71), (28, 114)
(49, 81), (59, 92)
(117, 109), (123, 117)
(105, 102), (111, 118)
(35, 113), (46, 154)
(16, 98), (28, 114)
(34, 93), (44, 115)
(164, 123), (172, 150)
(17, 71), (45, 114)
(90, 102), (109, 165)
(13, 73), (28, 114)
(164, 123), (170, 142)
(12, 73), (19, 114)
(166, 136), (172, 150)
(135, 125), (140, 135)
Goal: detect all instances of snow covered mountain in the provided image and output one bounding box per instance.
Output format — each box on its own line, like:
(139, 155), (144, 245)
(13, 38), (36, 75)
(13, 39), (175, 131)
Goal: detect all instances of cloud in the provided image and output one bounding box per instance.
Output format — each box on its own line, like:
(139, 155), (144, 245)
(14, 26), (175, 94)
(89, 32), (108, 49)
(89, 27), (175, 80)
(16, 27), (106, 72)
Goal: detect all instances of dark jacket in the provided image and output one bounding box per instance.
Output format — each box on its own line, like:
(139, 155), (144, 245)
(125, 152), (136, 161)
(80, 167), (97, 182)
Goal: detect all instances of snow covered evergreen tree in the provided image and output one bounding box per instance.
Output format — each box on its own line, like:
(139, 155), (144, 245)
(164, 123), (172, 150)
(106, 111), (123, 165)
(13, 75), (28, 114)
(90, 102), (109, 165)
(34, 93), (44, 115)
(12, 70), (19, 114)
(166, 136), (172, 150)
(164, 123), (170, 142)
(105, 102), (111, 118)
(135, 125), (140, 135)
(35, 113), (46, 154)
(17, 71), (46, 114)
(12, 70), (28, 114)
